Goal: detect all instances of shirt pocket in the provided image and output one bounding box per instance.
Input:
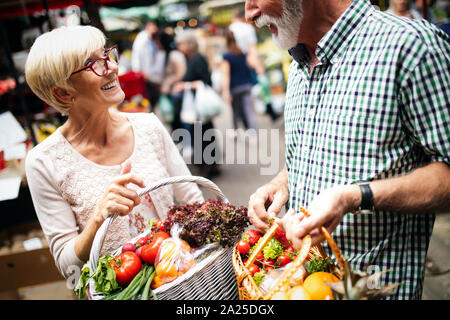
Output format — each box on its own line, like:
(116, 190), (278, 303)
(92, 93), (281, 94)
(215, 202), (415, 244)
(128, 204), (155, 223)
(318, 110), (379, 182)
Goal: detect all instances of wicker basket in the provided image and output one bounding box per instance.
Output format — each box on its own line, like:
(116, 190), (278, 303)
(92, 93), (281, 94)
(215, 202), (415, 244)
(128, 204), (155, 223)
(232, 207), (344, 300)
(88, 175), (239, 300)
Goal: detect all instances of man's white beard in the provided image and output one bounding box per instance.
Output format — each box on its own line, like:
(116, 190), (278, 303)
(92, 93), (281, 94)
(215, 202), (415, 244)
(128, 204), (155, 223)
(255, 0), (303, 50)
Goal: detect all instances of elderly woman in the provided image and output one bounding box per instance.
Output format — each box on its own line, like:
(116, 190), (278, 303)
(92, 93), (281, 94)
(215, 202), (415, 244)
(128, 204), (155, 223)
(172, 30), (221, 178)
(24, 25), (203, 278)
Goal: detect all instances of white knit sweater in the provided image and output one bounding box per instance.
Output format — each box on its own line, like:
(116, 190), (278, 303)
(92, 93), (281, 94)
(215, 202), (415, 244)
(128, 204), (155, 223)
(25, 112), (203, 278)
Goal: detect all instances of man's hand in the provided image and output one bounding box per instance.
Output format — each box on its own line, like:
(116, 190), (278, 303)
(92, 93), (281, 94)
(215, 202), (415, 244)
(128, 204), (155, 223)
(248, 168), (289, 232)
(279, 185), (360, 249)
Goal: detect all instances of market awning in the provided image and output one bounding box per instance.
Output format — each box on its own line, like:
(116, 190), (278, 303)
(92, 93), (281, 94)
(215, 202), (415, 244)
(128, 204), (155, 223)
(0, 0), (158, 19)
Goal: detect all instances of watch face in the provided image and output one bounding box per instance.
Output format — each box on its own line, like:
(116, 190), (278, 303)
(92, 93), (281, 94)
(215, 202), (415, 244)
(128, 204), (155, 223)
(360, 209), (373, 215)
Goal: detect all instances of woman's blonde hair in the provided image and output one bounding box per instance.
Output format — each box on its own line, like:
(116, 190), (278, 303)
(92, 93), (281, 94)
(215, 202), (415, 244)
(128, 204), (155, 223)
(25, 25), (106, 114)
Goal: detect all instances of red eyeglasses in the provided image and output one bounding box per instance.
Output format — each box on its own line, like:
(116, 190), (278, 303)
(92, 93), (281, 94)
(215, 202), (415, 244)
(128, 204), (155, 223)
(71, 46), (120, 77)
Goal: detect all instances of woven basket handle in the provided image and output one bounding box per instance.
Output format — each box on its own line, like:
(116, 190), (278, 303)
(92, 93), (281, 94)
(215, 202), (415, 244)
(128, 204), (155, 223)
(89, 175), (228, 277)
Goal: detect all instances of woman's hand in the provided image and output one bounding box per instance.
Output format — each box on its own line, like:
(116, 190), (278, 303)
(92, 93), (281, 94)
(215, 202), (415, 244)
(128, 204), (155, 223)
(248, 168), (289, 232)
(278, 185), (360, 249)
(94, 161), (145, 223)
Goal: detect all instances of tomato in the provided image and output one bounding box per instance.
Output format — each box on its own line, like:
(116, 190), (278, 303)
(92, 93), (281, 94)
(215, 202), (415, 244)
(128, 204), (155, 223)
(265, 266), (274, 272)
(244, 229), (261, 246)
(254, 252), (264, 266)
(156, 220), (165, 232)
(274, 229), (289, 246)
(276, 254), (291, 267)
(150, 220), (165, 232)
(136, 237), (149, 247)
(248, 264), (260, 276)
(262, 258), (275, 269)
(237, 240), (250, 254)
(140, 231), (170, 265)
(110, 251), (142, 287)
(284, 244), (295, 253)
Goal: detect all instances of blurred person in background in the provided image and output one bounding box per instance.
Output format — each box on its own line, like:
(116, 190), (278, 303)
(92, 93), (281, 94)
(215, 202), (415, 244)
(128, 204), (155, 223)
(411, 0), (440, 24)
(24, 25), (203, 279)
(386, 0), (422, 19)
(221, 30), (258, 135)
(229, 8), (281, 122)
(172, 29), (221, 179)
(131, 20), (166, 110)
(246, 0), (450, 299)
(160, 44), (188, 133)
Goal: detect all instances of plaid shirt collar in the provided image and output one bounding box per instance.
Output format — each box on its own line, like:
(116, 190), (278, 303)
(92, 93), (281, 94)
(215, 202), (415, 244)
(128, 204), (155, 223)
(289, 0), (374, 65)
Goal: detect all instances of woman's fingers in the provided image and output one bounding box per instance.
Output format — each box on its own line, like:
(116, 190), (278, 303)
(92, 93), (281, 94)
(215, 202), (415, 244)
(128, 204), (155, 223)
(102, 195), (135, 219)
(107, 185), (141, 206)
(113, 173), (145, 189)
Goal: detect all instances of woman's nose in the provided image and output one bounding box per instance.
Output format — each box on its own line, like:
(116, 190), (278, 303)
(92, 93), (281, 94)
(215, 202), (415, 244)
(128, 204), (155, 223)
(245, 0), (261, 23)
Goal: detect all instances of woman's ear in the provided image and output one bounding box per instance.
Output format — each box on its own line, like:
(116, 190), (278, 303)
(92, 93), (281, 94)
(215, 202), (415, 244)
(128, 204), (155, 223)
(52, 87), (74, 104)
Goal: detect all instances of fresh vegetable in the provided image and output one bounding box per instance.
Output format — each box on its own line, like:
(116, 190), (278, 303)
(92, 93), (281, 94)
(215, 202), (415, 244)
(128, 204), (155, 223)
(140, 231), (170, 265)
(237, 240), (250, 254)
(149, 219), (165, 233)
(122, 243), (136, 253)
(243, 229), (261, 246)
(110, 251), (142, 287)
(276, 254), (291, 267)
(74, 255), (120, 299)
(136, 237), (149, 248)
(248, 264), (260, 276)
(305, 256), (334, 275)
(74, 263), (91, 299)
(164, 199), (249, 248)
(135, 246), (143, 259)
(104, 264), (157, 300)
(254, 252), (264, 266)
(253, 271), (266, 286)
(90, 255), (120, 296)
(274, 229), (289, 246)
(262, 238), (284, 260)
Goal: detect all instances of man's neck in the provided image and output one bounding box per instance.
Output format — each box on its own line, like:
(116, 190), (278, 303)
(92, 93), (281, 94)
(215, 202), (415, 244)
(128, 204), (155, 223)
(298, 0), (352, 62)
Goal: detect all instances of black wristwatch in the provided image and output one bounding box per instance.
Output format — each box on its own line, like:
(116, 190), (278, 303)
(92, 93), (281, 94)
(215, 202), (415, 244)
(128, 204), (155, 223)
(356, 182), (374, 214)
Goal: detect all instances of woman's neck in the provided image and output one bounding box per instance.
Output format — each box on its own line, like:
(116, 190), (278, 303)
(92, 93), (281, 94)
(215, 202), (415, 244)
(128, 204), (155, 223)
(62, 108), (117, 148)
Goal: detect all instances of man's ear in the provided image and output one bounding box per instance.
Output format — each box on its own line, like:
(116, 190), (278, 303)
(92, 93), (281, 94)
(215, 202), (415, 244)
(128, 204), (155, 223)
(52, 87), (74, 104)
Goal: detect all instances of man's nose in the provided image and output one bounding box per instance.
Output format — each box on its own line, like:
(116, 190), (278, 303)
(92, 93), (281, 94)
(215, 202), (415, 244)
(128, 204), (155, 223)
(245, 0), (261, 23)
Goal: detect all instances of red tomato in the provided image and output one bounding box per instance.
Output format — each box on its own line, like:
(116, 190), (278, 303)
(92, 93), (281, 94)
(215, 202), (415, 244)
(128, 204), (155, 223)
(254, 252), (264, 266)
(150, 220), (165, 232)
(276, 254), (291, 267)
(110, 251), (142, 287)
(248, 264), (260, 276)
(274, 229), (289, 246)
(262, 258), (275, 269)
(237, 240), (250, 254)
(265, 266), (274, 272)
(140, 231), (170, 265)
(136, 237), (149, 247)
(244, 229), (261, 246)
(156, 220), (165, 232)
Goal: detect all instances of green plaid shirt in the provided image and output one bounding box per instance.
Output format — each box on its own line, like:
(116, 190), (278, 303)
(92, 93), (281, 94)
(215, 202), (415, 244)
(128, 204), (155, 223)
(284, 0), (450, 299)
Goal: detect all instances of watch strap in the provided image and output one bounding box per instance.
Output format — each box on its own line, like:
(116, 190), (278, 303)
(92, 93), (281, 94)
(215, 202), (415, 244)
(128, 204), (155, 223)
(356, 182), (374, 214)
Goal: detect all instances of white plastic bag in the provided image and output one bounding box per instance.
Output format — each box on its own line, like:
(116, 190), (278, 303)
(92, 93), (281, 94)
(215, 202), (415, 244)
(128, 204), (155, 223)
(180, 84), (197, 124)
(194, 81), (223, 121)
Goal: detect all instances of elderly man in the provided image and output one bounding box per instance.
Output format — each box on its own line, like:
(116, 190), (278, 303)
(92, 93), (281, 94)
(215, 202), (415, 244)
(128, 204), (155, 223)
(246, 0), (450, 299)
